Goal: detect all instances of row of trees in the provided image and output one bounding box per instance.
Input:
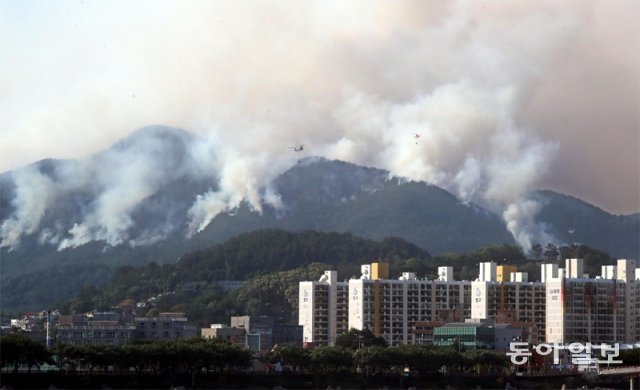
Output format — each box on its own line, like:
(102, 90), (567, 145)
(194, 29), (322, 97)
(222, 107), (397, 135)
(0, 334), (53, 373)
(530, 243), (560, 261)
(1, 332), (506, 377)
(261, 343), (509, 376)
(3, 333), (639, 378)
(256, 329), (511, 376)
(0, 335), (251, 375)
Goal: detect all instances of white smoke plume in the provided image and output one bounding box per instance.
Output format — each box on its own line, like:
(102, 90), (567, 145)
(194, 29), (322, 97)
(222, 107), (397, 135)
(322, 81), (559, 249)
(503, 198), (556, 251)
(1, 167), (57, 249)
(58, 129), (197, 249)
(187, 158), (263, 236)
(2, 1), (635, 251)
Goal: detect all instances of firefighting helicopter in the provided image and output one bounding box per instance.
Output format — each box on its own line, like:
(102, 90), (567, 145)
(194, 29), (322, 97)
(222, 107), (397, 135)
(414, 133), (421, 144)
(288, 145), (304, 152)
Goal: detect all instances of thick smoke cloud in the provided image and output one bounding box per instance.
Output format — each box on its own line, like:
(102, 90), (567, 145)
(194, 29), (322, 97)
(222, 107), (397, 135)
(321, 81), (558, 249)
(1, 167), (57, 248)
(57, 129), (209, 249)
(1, 1), (637, 251)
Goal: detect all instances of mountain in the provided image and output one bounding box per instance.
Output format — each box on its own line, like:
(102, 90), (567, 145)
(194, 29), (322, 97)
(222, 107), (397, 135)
(1, 125), (637, 311)
(531, 190), (639, 259)
(185, 158), (514, 256)
(57, 229), (433, 324)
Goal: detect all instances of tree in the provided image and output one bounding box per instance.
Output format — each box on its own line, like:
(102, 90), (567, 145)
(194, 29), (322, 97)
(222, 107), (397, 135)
(268, 344), (311, 373)
(119, 344), (151, 374)
(477, 244), (525, 263)
(619, 348), (640, 366)
(544, 243), (559, 261)
(0, 335), (24, 372)
(463, 350), (508, 375)
(51, 343), (84, 372)
(354, 346), (391, 375)
(531, 243), (543, 261)
(79, 344), (118, 374)
(310, 346), (353, 374)
(0, 334), (53, 373)
(335, 328), (387, 350)
(389, 344), (440, 376)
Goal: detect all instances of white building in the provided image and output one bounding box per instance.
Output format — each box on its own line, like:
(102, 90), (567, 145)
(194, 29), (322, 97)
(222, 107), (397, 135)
(299, 259), (640, 348)
(546, 258), (639, 344)
(298, 270), (348, 345)
(347, 265), (471, 346)
(541, 263), (558, 283)
(300, 263), (471, 346)
(479, 262), (497, 282)
(471, 262), (546, 343)
(438, 266), (454, 282)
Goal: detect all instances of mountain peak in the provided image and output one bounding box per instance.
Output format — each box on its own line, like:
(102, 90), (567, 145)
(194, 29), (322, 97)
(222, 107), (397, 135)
(109, 125), (200, 152)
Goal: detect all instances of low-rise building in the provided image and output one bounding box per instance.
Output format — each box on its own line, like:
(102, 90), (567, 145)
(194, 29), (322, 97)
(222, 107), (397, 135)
(135, 312), (198, 340)
(230, 315), (275, 351)
(272, 324), (303, 347)
(57, 321), (137, 345)
(433, 319), (524, 351)
(201, 324), (246, 348)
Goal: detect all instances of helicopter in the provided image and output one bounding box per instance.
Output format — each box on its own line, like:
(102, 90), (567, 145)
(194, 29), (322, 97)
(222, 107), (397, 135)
(414, 133), (421, 144)
(289, 145), (304, 152)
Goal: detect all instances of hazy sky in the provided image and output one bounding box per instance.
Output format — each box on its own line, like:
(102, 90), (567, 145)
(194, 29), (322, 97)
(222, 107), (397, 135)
(1, 0), (638, 214)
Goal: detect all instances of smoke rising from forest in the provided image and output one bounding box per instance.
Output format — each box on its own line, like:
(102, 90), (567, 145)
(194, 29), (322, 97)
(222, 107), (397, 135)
(1, 1), (638, 251)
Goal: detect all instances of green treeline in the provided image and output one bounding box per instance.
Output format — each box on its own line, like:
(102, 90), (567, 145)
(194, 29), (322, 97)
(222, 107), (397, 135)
(0, 334), (250, 375)
(178, 229), (430, 279)
(0, 333), (509, 377)
(4, 333), (639, 377)
(58, 229), (433, 321)
(0, 334), (54, 373)
(262, 343), (510, 376)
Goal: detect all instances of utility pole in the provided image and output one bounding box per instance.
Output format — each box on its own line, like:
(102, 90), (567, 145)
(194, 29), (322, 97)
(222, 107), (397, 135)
(45, 310), (51, 349)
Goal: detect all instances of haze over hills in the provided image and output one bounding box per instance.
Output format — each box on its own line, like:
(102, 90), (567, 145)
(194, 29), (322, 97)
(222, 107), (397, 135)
(0, 126), (638, 310)
(532, 190), (639, 258)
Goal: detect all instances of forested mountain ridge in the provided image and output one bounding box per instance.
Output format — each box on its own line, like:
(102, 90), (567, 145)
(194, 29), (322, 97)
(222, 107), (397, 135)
(1, 126), (637, 312)
(58, 229), (434, 322)
(532, 190), (639, 259)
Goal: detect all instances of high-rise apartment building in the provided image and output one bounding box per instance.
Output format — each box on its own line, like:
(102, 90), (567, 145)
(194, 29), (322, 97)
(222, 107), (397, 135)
(298, 259), (640, 347)
(471, 262), (546, 343)
(348, 272), (471, 346)
(546, 258), (638, 344)
(299, 263), (471, 346)
(298, 270), (348, 345)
